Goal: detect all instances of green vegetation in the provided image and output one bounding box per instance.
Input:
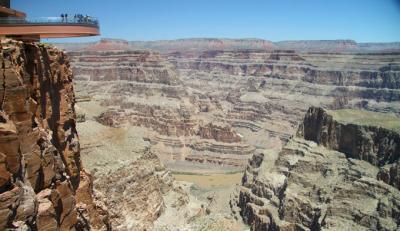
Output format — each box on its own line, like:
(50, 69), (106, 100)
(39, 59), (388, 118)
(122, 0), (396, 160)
(327, 109), (400, 133)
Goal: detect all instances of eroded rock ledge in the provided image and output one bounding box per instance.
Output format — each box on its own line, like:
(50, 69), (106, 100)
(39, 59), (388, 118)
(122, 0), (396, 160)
(237, 107), (400, 230)
(0, 39), (109, 230)
(298, 107), (400, 189)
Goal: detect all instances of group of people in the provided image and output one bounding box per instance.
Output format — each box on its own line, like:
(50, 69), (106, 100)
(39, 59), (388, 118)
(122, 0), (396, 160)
(60, 13), (93, 23)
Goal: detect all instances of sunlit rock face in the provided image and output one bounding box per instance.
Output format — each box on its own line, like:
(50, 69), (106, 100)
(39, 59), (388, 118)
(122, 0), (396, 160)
(70, 50), (182, 85)
(0, 39), (109, 230)
(237, 107), (400, 230)
(70, 49), (253, 168)
(59, 38), (400, 230)
(69, 43), (400, 170)
(169, 48), (400, 154)
(69, 48), (252, 229)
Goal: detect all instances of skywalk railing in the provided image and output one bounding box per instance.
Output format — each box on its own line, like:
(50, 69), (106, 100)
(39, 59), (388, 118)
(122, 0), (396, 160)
(0, 17), (99, 27)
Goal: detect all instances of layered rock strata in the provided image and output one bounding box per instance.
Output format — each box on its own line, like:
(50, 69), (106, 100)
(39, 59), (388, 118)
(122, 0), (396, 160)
(93, 149), (173, 230)
(70, 50), (252, 168)
(60, 39), (400, 230)
(0, 39), (109, 230)
(170, 49), (400, 152)
(76, 104), (245, 230)
(69, 47), (400, 171)
(300, 107), (400, 189)
(237, 107), (400, 230)
(70, 50), (181, 85)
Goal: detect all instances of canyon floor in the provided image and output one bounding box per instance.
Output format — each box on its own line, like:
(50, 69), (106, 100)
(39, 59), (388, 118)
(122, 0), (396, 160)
(75, 98), (248, 230)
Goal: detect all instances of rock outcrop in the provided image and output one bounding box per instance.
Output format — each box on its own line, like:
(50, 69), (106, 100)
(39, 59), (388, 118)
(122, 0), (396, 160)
(237, 107), (400, 230)
(93, 149), (173, 230)
(298, 107), (400, 190)
(0, 39), (109, 230)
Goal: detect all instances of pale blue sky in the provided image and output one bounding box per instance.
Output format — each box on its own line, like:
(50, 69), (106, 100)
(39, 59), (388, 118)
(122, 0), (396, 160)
(13, 0), (400, 43)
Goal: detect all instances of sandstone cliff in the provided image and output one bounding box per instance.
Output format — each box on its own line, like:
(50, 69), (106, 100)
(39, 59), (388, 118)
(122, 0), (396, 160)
(298, 107), (400, 189)
(237, 107), (400, 230)
(0, 39), (109, 230)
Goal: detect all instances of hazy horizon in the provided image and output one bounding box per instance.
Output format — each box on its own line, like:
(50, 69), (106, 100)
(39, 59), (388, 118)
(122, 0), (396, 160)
(51, 37), (400, 44)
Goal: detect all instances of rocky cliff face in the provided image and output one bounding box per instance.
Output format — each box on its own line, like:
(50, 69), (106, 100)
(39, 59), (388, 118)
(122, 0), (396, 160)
(93, 149), (173, 230)
(58, 39), (400, 230)
(75, 81), (243, 230)
(0, 39), (109, 230)
(70, 50), (181, 85)
(174, 49), (400, 94)
(71, 49), (253, 169)
(298, 107), (400, 189)
(237, 107), (400, 230)
(69, 46), (400, 172)
(171, 49), (400, 154)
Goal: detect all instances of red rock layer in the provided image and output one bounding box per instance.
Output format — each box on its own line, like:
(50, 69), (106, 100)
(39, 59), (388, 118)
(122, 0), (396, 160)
(0, 39), (109, 230)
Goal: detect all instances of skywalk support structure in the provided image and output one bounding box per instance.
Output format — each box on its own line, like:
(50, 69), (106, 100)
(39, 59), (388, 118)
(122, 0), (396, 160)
(0, 0), (100, 41)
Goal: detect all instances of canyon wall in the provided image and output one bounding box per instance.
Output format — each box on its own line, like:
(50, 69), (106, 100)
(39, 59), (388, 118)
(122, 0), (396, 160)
(71, 49), (253, 169)
(237, 107), (400, 230)
(71, 49), (245, 230)
(68, 40), (400, 172)
(55, 38), (400, 230)
(0, 39), (109, 230)
(70, 50), (181, 85)
(171, 49), (400, 149)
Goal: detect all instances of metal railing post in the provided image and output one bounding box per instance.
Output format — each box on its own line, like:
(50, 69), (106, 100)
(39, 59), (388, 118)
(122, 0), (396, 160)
(0, 16), (99, 27)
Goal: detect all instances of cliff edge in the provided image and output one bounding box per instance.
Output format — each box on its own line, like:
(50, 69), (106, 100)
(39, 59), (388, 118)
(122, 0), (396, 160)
(0, 39), (109, 230)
